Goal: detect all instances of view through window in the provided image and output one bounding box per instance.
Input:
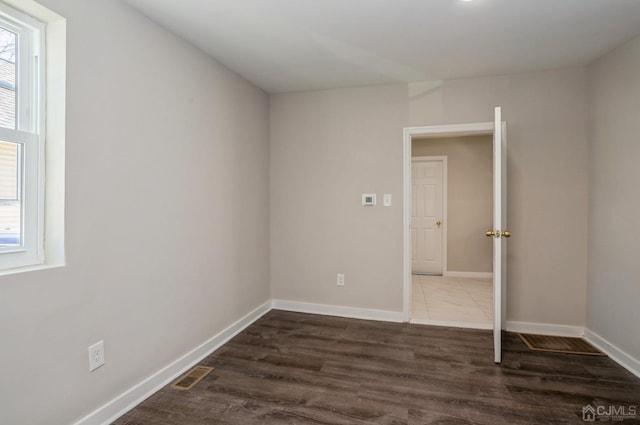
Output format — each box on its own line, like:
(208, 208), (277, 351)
(0, 26), (20, 247)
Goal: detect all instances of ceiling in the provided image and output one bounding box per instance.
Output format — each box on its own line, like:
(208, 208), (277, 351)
(121, 0), (640, 94)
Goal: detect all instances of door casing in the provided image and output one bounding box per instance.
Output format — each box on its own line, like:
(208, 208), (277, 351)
(403, 122), (494, 323)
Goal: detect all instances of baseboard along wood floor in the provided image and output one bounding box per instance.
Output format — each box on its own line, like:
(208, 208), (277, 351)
(112, 310), (640, 425)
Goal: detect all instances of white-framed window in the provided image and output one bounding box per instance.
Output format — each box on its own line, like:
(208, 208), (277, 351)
(0, 2), (45, 270)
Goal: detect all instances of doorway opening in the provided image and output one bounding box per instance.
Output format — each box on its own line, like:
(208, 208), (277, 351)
(403, 111), (508, 363)
(404, 123), (494, 329)
(410, 136), (493, 329)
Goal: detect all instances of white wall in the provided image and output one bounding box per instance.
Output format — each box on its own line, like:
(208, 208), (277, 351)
(271, 67), (589, 327)
(270, 84), (408, 311)
(587, 34), (640, 362)
(410, 68), (589, 326)
(0, 1), (270, 424)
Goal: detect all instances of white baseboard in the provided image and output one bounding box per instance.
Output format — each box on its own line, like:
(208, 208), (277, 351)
(71, 300), (272, 425)
(444, 271), (493, 279)
(68, 300), (640, 425)
(506, 320), (584, 337)
(584, 328), (640, 379)
(271, 299), (404, 323)
(461, 320), (640, 379)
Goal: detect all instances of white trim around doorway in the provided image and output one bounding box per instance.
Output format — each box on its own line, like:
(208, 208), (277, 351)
(403, 122), (494, 322)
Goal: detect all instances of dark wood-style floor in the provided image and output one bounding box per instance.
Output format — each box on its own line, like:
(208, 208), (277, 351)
(113, 310), (640, 424)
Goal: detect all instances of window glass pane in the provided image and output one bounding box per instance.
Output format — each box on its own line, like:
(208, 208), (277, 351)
(0, 140), (21, 246)
(0, 26), (16, 130)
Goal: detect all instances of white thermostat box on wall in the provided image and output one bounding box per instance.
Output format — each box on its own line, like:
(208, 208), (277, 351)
(362, 194), (376, 206)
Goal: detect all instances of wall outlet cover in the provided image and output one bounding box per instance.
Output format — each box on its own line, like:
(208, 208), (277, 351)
(88, 340), (105, 372)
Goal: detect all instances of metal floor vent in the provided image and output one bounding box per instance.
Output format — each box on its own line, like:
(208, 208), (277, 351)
(170, 366), (214, 390)
(519, 334), (605, 356)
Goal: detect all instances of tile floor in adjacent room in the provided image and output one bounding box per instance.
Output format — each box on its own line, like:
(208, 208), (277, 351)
(411, 275), (493, 329)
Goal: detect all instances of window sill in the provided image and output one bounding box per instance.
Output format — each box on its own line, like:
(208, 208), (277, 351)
(0, 260), (65, 277)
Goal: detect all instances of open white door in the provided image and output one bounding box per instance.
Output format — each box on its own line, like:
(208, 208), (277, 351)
(491, 107), (508, 363)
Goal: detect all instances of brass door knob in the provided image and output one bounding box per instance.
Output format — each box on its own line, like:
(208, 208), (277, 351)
(503, 230), (511, 238)
(485, 230), (496, 237)
(436, 221), (441, 228)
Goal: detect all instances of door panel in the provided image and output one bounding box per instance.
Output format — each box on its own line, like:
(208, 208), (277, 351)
(412, 160), (443, 274)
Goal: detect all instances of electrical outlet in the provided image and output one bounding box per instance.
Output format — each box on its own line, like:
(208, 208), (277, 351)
(337, 273), (345, 286)
(88, 340), (105, 372)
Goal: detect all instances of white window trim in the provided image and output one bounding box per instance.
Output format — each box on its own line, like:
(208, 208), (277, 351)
(0, 0), (65, 275)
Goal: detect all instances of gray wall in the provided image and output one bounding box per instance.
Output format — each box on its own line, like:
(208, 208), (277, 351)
(587, 34), (640, 362)
(412, 136), (493, 273)
(409, 68), (589, 326)
(270, 84), (408, 311)
(271, 66), (589, 327)
(0, 1), (270, 424)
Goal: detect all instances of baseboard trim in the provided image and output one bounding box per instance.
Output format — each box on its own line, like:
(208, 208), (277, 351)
(506, 321), (584, 337)
(69, 301), (640, 425)
(584, 328), (640, 379)
(71, 300), (272, 425)
(271, 299), (404, 323)
(444, 271), (493, 279)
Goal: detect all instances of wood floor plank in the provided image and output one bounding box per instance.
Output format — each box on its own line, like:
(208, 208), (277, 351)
(112, 310), (640, 424)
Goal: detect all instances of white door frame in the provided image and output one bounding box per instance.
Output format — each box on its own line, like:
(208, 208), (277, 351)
(411, 156), (448, 275)
(403, 123), (494, 322)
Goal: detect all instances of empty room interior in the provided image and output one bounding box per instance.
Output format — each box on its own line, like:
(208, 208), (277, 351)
(1, 0), (640, 424)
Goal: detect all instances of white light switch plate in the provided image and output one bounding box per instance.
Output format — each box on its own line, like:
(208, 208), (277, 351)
(383, 194), (392, 206)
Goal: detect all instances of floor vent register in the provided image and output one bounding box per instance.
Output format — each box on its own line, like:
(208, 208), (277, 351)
(170, 366), (214, 390)
(519, 334), (605, 356)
